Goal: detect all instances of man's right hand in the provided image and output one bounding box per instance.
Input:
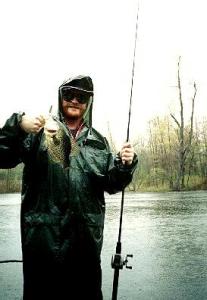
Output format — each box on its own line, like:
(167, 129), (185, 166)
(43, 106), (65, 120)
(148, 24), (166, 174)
(20, 115), (46, 134)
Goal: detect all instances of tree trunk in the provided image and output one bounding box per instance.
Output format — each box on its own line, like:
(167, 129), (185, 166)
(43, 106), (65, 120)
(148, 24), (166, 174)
(170, 57), (197, 191)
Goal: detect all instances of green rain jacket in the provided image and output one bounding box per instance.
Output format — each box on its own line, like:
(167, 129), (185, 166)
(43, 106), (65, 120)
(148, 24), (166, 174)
(0, 75), (138, 299)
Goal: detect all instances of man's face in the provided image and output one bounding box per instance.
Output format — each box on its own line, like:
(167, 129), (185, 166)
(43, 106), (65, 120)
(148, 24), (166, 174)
(61, 90), (90, 120)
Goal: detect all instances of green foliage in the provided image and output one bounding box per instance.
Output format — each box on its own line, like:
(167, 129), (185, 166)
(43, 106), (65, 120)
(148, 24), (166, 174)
(0, 164), (23, 193)
(125, 116), (207, 192)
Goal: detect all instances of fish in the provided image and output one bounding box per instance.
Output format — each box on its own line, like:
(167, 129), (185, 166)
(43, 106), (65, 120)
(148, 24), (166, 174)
(44, 119), (71, 169)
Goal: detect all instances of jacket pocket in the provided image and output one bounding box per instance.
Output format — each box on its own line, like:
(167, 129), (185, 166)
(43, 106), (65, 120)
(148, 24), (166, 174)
(85, 213), (105, 255)
(23, 213), (61, 260)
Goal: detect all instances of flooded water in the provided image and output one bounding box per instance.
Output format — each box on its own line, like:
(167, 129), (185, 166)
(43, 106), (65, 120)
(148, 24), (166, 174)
(0, 191), (207, 300)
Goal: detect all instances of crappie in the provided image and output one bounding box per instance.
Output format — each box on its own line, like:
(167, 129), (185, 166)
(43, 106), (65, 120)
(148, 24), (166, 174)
(44, 119), (71, 169)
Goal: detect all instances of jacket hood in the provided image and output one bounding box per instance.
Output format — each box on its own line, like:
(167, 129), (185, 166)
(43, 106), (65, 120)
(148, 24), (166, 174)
(58, 75), (94, 128)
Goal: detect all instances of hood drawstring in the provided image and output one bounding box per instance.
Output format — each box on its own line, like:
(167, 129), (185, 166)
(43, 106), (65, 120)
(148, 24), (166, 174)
(65, 122), (85, 156)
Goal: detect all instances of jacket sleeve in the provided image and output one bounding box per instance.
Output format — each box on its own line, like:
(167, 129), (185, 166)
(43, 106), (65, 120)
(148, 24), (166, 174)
(103, 146), (138, 195)
(0, 113), (28, 168)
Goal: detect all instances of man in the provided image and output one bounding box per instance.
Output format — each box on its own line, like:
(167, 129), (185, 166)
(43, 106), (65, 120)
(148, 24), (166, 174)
(0, 75), (137, 299)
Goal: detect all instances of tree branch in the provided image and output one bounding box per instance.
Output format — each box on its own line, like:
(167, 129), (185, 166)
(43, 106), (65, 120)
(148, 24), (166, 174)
(170, 113), (181, 128)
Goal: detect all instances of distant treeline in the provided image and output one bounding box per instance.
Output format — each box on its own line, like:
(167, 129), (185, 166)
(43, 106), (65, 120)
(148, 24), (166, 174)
(128, 115), (207, 192)
(0, 164), (23, 193)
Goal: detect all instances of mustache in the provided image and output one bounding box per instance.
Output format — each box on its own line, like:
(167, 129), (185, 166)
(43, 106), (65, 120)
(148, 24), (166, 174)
(67, 104), (81, 109)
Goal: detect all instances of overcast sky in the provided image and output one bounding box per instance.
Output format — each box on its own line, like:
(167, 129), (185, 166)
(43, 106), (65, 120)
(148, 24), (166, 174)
(0, 0), (206, 146)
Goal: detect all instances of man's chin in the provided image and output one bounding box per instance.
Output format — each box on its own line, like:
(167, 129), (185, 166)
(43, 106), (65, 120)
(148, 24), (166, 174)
(63, 107), (84, 120)
(68, 116), (79, 120)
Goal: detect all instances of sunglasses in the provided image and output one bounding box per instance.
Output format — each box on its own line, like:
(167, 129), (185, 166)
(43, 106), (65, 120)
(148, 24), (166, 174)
(62, 91), (90, 104)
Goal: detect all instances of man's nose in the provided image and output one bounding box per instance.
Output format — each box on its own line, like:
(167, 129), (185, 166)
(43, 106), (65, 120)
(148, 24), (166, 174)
(70, 97), (79, 103)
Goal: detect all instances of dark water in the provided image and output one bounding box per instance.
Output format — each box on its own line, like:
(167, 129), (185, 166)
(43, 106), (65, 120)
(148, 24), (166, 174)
(0, 191), (207, 300)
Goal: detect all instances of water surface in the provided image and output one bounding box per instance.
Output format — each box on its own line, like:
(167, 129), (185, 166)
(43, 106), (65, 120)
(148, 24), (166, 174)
(0, 191), (206, 299)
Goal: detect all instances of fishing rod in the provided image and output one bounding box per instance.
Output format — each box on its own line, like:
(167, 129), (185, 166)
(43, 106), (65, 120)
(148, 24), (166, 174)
(0, 260), (22, 263)
(111, 3), (140, 300)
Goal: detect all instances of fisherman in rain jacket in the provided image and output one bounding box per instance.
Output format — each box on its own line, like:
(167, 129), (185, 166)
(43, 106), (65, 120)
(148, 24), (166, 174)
(0, 75), (138, 300)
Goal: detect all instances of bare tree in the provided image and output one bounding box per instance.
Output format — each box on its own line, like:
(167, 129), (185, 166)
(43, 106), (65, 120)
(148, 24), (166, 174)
(170, 56), (197, 190)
